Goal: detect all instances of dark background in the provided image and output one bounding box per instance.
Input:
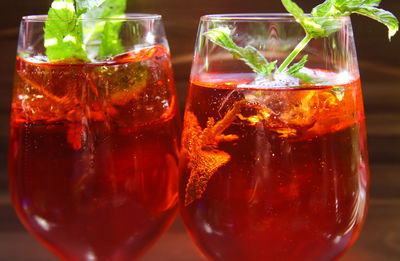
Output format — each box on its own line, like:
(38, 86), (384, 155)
(1, 0), (399, 260)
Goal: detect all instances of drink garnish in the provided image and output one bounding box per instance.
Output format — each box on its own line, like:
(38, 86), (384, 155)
(279, 0), (398, 73)
(204, 28), (277, 77)
(183, 111), (239, 206)
(183, 0), (398, 205)
(44, 0), (87, 61)
(184, 99), (299, 205)
(184, 99), (270, 205)
(204, 0), (399, 82)
(44, 0), (127, 61)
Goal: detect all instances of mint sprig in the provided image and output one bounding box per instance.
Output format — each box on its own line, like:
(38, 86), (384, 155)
(205, 28), (277, 77)
(44, 0), (127, 62)
(311, 0), (399, 39)
(204, 0), (399, 81)
(97, 21), (125, 59)
(80, 0), (127, 59)
(44, 0), (88, 61)
(278, 0), (399, 72)
(76, 0), (106, 16)
(281, 0), (340, 39)
(287, 55), (308, 75)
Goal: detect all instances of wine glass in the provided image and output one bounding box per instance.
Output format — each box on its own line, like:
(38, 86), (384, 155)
(9, 14), (180, 260)
(179, 14), (369, 261)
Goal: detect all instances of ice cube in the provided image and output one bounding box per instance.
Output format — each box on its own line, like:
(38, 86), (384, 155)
(95, 61), (148, 106)
(241, 86), (319, 135)
(14, 57), (82, 121)
(239, 73), (301, 89)
(276, 90), (319, 129)
(93, 46), (176, 127)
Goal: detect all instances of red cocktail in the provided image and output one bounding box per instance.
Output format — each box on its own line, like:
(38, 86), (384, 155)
(180, 72), (368, 260)
(10, 14), (180, 261)
(179, 14), (370, 261)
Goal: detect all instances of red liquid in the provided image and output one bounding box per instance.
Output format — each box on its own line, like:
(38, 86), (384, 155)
(9, 46), (180, 261)
(179, 73), (369, 261)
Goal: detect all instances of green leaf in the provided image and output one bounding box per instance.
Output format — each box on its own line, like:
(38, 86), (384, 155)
(44, 0), (127, 61)
(81, 0), (127, 59)
(204, 27), (238, 50)
(204, 28), (277, 77)
(282, 0), (328, 38)
(311, 0), (399, 39)
(44, 0), (88, 61)
(76, 0), (106, 11)
(313, 0), (380, 16)
(75, 0), (105, 16)
(82, 0), (126, 19)
(279, 0), (398, 76)
(353, 6), (399, 39)
(239, 46), (277, 76)
(287, 55), (308, 75)
(97, 21), (125, 59)
(281, 0), (307, 18)
(334, 0), (382, 10)
(284, 0), (398, 40)
(311, 0), (336, 17)
(292, 71), (318, 84)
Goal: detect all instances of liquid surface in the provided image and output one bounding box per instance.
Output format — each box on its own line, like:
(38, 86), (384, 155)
(9, 46), (181, 261)
(179, 72), (369, 261)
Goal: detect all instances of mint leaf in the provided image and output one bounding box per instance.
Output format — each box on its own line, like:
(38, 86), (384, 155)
(97, 21), (125, 59)
(281, 0), (307, 18)
(44, 0), (88, 61)
(312, 0), (399, 39)
(292, 71), (319, 84)
(287, 55), (308, 75)
(283, 0), (398, 40)
(281, 0), (328, 38)
(312, 0), (382, 16)
(279, 0), (398, 73)
(44, 0), (127, 61)
(204, 28), (277, 77)
(352, 7), (398, 39)
(311, 0), (336, 17)
(75, 0), (105, 16)
(81, 0), (127, 59)
(239, 46), (277, 76)
(204, 28), (240, 52)
(81, 0), (126, 19)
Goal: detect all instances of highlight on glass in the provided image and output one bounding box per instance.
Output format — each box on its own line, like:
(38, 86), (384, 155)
(179, 13), (371, 261)
(9, 12), (180, 261)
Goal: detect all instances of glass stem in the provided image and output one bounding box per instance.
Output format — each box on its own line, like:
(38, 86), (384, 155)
(277, 34), (312, 73)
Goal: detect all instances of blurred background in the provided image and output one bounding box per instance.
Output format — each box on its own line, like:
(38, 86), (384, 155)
(1, 0), (399, 260)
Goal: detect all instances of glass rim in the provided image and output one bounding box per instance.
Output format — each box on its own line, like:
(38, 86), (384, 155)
(22, 13), (162, 22)
(201, 13), (350, 22)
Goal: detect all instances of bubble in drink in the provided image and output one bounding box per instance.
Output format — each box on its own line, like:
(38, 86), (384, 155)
(9, 46), (180, 260)
(179, 70), (368, 261)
